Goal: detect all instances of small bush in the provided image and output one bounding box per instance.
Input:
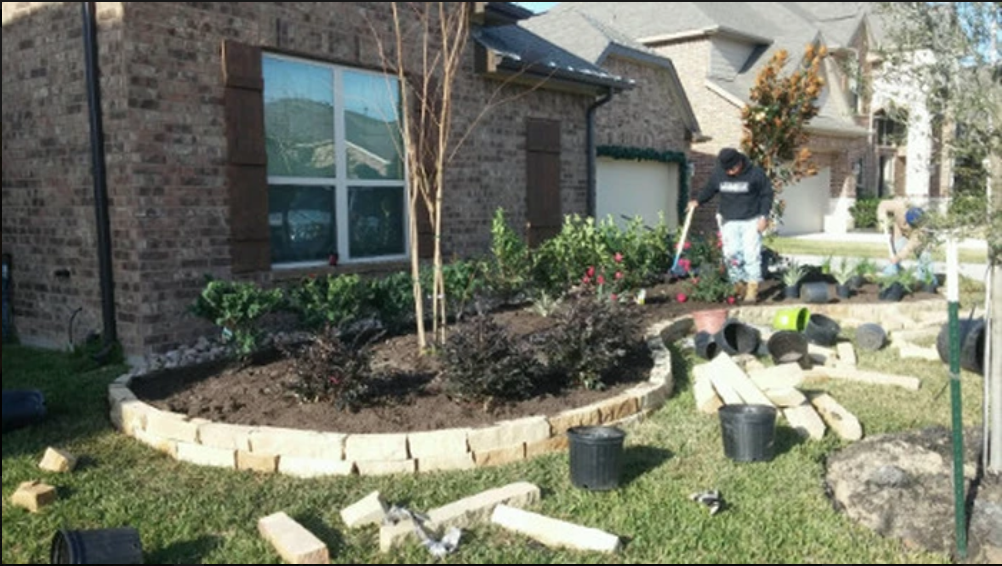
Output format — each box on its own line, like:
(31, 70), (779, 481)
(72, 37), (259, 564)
(190, 277), (284, 356)
(440, 312), (541, 405)
(543, 295), (638, 391)
(850, 197), (883, 229)
(485, 208), (533, 301)
(287, 274), (365, 332)
(283, 327), (379, 412)
(363, 271), (415, 334)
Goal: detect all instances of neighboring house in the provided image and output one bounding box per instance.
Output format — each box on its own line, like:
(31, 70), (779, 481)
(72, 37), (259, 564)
(522, 10), (702, 231)
(545, 2), (952, 235)
(2, 2), (691, 359)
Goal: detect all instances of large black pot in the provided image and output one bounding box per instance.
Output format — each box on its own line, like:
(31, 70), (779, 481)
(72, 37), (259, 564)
(936, 319), (986, 376)
(804, 314), (841, 347)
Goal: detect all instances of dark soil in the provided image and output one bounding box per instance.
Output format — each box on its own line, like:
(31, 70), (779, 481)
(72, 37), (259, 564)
(130, 277), (942, 434)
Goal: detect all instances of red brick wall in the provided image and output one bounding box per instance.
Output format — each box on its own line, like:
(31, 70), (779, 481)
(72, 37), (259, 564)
(2, 2), (592, 357)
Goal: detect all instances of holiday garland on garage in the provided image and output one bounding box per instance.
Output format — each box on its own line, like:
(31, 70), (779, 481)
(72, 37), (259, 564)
(596, 145), (690, 225)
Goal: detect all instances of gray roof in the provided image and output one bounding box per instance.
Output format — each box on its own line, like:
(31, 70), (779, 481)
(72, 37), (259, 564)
(521, 9), (701, 133)
(548, 2), (871, 137)
(471, 24), (634, 90)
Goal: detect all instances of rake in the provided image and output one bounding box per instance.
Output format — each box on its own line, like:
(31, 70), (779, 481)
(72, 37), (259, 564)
(669, 205), (696, 279)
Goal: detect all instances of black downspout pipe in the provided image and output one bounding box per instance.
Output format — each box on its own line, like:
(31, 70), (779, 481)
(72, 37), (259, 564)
(82, 1), (118, 357)
(586, 87), (615, 218)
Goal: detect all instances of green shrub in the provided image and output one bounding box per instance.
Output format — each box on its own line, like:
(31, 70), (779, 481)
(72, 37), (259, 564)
(485, 208), (533, 300)
(287, 274), (365, 332)
(543, 295), (638, 391)
(439, 312), (541, 405)
(531, 214), (610, 293)
(190, 277), (284, 356)
(362, 271), (414, 334)
(282, 327), (379, 411)
(850, 197), (883, 229)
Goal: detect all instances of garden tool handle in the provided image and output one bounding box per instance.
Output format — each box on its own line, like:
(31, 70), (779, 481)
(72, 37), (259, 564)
(673, 206), (696, 267)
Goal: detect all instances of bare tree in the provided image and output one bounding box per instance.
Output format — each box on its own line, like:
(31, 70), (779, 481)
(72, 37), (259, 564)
(368, 2), (550, 352)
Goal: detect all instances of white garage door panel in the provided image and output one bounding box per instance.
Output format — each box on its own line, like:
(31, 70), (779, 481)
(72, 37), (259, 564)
(776, 167), (831, 236)
(596, 158), (679, 231)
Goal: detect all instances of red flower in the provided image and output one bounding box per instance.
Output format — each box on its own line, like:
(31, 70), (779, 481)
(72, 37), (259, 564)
(679, 259), (691, 272)
(615, 271), (624, 280)
(587, 266), (596, 278)
(676, 293), (688, 303)
(717, 240), (723, 249)
(614, 253), (624, 264)
(727, 296), (736, 305)
(597, 275), (606, 286)
(684, 241), (692, 250)
(582, 276), (592, 285)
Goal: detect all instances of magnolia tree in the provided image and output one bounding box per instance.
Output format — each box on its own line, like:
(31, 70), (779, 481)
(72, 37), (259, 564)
(875, 2), (1000, 472)
(740, 44), (827, 224)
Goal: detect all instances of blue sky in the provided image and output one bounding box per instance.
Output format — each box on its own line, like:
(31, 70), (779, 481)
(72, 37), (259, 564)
(513, 2), (559, 14)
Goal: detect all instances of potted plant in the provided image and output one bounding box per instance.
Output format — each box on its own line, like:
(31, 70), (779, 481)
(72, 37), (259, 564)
(781, 261), (807, 300)
(851, 258), (878, 289)
(832, 258), (856, 300)
(679, 263), (735, 334)
(877, 268), (915, 302)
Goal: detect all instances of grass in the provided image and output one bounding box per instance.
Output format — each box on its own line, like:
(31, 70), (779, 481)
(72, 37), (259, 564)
(1, 332), (987, 564)
(769, 237), (988, 265)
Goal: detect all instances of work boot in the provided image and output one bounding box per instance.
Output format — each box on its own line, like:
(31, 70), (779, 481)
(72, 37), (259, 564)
(733, 282), (747, 300)
(744, 282), (759, 304)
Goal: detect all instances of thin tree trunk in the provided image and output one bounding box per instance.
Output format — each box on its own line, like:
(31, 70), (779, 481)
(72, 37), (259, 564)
(988, 138), (1001, 474)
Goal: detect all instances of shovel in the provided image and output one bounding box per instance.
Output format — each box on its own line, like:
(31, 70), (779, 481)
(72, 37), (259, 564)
(670, 205), (696, 278)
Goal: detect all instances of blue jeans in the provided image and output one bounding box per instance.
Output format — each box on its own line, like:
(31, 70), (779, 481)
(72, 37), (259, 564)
(720, 218), (763, 283)
(883, 237), (933, 278)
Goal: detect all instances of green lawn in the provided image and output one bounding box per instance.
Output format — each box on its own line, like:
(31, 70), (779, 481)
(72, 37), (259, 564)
(1, 338), (985, 564)
(769, 237), (988, 264)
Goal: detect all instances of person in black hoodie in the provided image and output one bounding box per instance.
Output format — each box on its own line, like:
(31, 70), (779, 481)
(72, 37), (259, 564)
(686, 148), (773, 303)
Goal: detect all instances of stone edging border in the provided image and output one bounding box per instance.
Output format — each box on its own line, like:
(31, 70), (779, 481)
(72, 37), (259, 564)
(108, 299), (948, 478)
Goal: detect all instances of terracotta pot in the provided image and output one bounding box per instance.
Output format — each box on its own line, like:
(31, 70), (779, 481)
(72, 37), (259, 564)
(691, 308), (729, 336)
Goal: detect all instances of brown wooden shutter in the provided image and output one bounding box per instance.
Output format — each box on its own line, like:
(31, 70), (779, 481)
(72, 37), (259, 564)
(525, 118), (562, 247)
(222, 40), (270, 274)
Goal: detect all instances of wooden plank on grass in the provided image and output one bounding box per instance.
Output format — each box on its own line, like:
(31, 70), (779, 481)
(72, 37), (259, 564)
(694, 363), (743, 406)
(692, 369), (724, 415)
(748, 364), (806, 391)
(810, 393), (863, 441)
(782, 402), (827, 440)
(766, 387), (808, 408)
(707, 354), (774, 407)
(805, 367), (921, 391)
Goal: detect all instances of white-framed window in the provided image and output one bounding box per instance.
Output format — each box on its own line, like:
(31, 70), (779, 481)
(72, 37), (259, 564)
(263, 53), (408, 267)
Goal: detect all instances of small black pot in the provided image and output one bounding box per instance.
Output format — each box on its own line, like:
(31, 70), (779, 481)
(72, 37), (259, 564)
(848, 275), (866, 289)
(835, 284), (852, 300)
(783, 285), (800, 300)
(878, 282), (906, 302)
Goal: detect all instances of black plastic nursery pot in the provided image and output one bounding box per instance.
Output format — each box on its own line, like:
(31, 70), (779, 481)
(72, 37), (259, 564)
(799, 281), (831, 304)
(767, 331), (809, 366)
(567, 426), (626, 491)
(718, 404), (777, 463)
(2, 390), (46, 434)
(878, 282), (906, 302)
(936, 319), (987, 376)
(855, 323), (887, 352)
(804, 314), (841, 347)
(714, 319), (761, 356)
(694, 331), (720, 361)
(50, 528), (143, 564)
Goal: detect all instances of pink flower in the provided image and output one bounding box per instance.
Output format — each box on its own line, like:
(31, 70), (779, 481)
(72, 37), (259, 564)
(676, 293), (688, 303)
(582, 276), (592, 285)
(717, 241), (723, 249)
(587, 266), (596, 278)
(684, 241), (692, 250)
(727, 296), (736, 305)
(610, 294), (618, 302)
(597, 275), (606, 285)
(614, 253), (623, 264)
(679, 259), (691, 272)
(615, 271), (624, 280)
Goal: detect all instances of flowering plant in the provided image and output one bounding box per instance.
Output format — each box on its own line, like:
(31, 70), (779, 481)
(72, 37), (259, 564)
(579, 253), (634, 303)
(678, 262), (736, 304)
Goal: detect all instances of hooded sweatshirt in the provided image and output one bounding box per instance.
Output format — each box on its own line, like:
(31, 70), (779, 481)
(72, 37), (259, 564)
(695, 153), (774, 222)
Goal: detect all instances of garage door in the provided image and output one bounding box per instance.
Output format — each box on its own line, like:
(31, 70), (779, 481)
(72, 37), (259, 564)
(775, 167), (831, 236)
(596, 158), (680, 231)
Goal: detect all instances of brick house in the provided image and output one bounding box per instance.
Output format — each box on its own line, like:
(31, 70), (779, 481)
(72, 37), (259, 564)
(1, 2), (697, 360)
(543, 2), (951, 236)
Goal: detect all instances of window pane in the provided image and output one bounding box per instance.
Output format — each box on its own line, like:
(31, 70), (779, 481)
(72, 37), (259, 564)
(349, 186), (405, 258)
(344, 71), (403, 180)
(269, 185), (335, 264)
(264, 57), (336, 178)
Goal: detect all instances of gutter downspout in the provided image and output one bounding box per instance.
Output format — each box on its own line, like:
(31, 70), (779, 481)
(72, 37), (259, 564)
(82, 2), (118, 357)
(586, 88), (615, 217)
